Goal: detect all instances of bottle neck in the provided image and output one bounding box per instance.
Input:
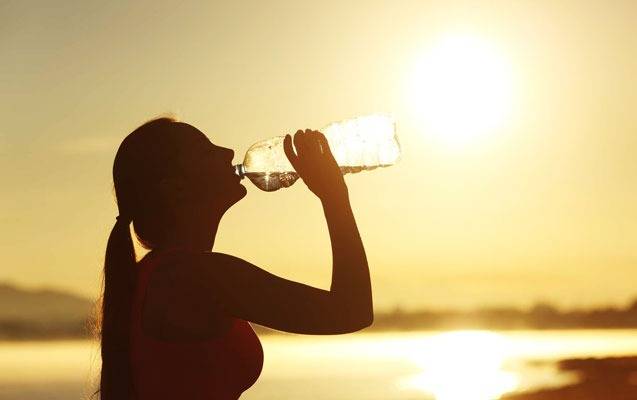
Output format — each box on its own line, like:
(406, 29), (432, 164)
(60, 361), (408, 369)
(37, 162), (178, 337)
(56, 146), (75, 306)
(234, 164), (245, 179)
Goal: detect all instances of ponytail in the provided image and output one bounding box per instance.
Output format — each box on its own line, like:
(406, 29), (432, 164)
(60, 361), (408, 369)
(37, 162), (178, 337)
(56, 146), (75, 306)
(95, 116), (180, 399)
(98, 217), (137, 400)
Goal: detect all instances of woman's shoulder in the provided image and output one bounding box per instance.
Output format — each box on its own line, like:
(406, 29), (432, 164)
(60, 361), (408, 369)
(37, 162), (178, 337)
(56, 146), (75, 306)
(144, 249), (249, 281)
(140, 249), (237, 340)
(142, 249), (263, 322)
(143, 249), (258, 310)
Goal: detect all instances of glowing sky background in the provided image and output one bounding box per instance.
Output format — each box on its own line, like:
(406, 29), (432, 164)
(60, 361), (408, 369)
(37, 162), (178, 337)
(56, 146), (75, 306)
(2, 0), (637, 311)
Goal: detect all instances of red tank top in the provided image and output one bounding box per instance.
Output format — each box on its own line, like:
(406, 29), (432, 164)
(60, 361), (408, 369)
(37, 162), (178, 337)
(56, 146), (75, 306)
(130, 249), (263, 399)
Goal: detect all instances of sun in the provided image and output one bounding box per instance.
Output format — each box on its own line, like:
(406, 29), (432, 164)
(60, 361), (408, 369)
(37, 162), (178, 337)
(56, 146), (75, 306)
(400, 331), (519, 400)
(407, 35), (514, 146)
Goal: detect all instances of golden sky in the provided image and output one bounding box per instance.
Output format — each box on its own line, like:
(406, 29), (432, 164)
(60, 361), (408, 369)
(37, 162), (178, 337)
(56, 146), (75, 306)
(2, 0), (637, 310)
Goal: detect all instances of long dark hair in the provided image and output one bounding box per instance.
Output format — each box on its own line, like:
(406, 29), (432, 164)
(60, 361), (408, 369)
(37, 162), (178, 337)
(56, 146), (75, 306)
(96, 117), (185, 399)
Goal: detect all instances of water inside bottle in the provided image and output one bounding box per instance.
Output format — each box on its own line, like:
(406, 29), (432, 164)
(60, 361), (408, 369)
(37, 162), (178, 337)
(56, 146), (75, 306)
(244, 165), (392, 192)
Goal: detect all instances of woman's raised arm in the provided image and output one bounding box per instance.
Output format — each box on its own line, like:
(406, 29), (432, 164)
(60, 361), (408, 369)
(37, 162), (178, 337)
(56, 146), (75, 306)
(169, 129), (372, 334)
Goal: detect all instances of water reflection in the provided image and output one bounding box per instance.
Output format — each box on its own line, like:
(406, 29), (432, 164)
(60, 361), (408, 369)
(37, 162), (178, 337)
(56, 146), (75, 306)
(401, 331), (518, 400)
(4, 330), (637, 400)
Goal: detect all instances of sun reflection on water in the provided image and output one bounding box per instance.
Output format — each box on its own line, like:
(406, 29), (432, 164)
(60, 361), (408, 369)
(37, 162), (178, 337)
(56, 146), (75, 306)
(400, 330), (519, 400)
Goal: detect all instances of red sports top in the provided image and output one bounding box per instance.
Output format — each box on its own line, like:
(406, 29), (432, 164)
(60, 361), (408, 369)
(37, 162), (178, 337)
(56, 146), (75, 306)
(130, 249), (263, 400)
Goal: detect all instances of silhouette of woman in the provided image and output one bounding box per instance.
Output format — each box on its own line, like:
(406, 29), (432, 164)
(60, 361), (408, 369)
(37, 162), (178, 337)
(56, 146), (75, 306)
(97, 117), (373, 399)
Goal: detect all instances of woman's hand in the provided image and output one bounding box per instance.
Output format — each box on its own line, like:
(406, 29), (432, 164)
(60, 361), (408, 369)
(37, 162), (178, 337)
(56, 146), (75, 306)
(284, 129), (348, 202)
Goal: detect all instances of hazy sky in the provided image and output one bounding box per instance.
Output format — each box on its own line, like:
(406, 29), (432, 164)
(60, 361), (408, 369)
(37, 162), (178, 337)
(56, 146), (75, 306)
(2, 0), (637, 311)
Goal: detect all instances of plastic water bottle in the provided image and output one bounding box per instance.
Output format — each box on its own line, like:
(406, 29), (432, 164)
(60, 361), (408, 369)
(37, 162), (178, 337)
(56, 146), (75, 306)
(234, 115), (400, 192)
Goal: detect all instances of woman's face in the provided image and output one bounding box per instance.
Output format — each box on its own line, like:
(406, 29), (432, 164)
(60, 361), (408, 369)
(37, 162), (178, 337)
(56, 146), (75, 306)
(174, 123), (247, 214)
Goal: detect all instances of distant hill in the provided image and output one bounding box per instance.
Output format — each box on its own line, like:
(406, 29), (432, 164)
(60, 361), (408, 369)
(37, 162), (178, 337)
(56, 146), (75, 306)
(0, 282), (95, 340)
(4, 281), (637, 340)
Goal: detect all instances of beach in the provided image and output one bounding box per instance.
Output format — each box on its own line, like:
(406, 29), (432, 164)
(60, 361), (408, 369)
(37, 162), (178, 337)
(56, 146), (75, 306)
(505, 357), (637, 400)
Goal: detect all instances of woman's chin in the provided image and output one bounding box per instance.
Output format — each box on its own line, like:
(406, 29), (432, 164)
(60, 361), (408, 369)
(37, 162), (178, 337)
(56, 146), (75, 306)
(233, 182), (248, 202)
(238, 183), (248, 198)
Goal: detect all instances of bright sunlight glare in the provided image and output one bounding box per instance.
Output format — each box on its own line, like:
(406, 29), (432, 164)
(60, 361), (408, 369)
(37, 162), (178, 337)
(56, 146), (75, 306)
(407, 35), (514, 147)
(400, 331), (519, 400)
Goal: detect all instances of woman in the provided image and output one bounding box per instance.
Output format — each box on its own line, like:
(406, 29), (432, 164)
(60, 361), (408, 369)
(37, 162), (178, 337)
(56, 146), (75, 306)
(97, 117), (373, 399)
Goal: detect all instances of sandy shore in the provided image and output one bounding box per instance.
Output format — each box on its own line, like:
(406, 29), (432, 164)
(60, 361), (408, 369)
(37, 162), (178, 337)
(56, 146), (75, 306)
(504, 356), (637, 400)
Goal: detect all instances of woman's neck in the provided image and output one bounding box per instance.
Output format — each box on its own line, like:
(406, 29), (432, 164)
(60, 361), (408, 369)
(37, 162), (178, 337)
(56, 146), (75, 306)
(159, 211), (221, 252)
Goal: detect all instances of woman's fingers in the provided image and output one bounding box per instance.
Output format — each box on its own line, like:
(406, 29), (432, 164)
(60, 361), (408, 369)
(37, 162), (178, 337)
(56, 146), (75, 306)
(293, 130), (307, 160)
(315, 132), (336, 162)
(295, 130), (316, 161)
(304, 130), (323, 163)
(283, 134), (300, 172)
(287, 128), (346, 200)
(312, 131), (327, 155)
(291, 129), (335, 170)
